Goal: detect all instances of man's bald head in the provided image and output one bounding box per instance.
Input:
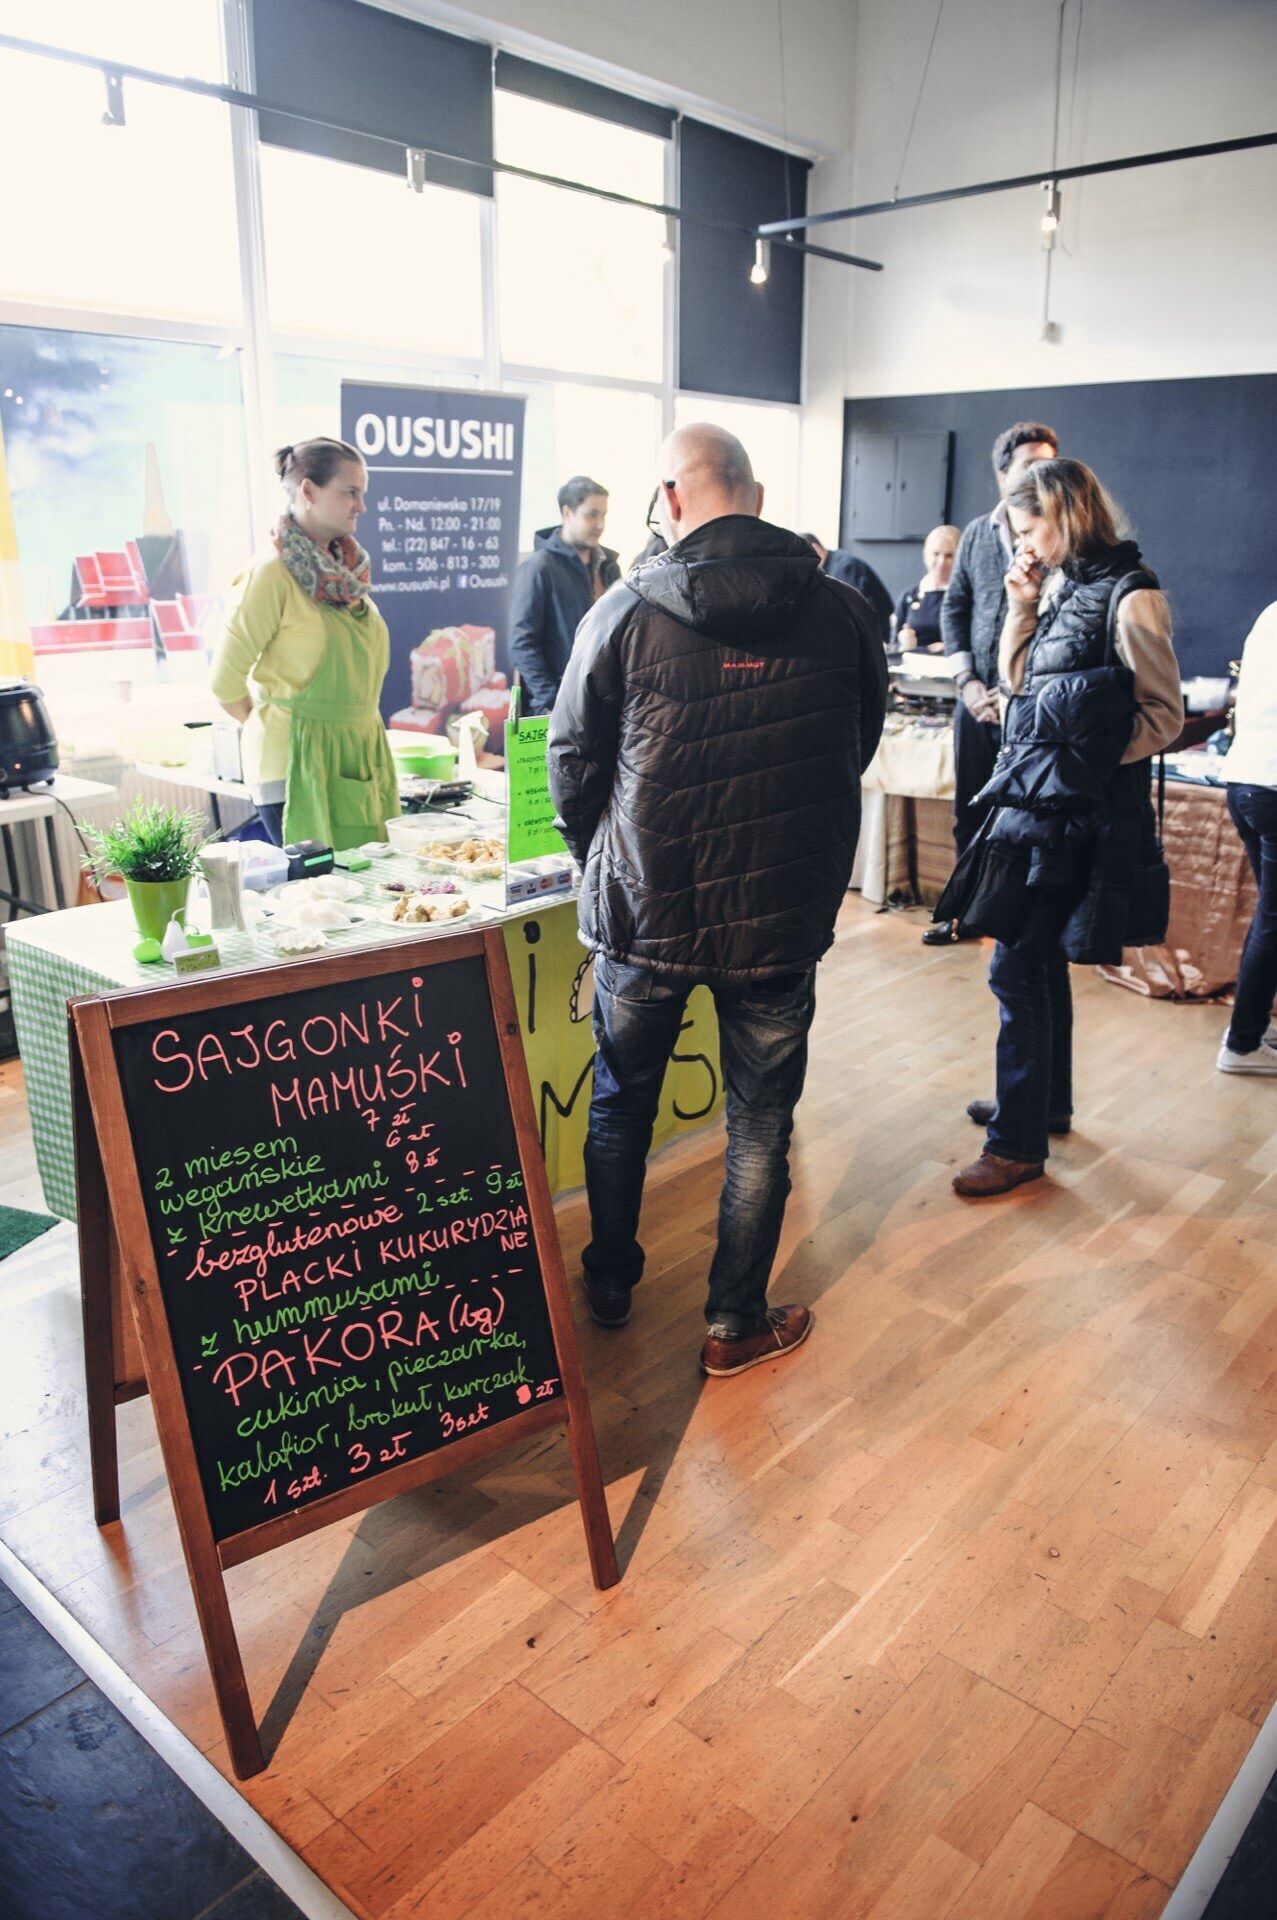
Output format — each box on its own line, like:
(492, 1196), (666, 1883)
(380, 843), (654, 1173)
(656, 424), (764, 543)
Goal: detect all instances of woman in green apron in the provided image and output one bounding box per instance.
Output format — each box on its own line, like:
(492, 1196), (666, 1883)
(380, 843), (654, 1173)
(211, 437), (397, 849)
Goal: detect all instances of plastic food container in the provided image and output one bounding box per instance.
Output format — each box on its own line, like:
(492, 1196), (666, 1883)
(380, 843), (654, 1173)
(393, 741), (457, 780)
(239, 842), (290, 892)
(385, 814), (439, 855)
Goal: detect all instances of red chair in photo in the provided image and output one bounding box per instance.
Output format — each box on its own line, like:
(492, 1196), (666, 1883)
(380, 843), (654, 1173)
(150, 594), (216, 656)
(73, 546), (149, 613)
(32, 617), (153, 654)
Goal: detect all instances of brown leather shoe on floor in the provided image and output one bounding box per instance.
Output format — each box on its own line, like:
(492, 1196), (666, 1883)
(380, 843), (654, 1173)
(952, 1151), (1045, 1198)
(700, 1304), (813, 1377)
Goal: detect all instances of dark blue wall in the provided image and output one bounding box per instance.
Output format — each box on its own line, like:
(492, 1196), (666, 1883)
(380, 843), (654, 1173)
(841, 375), (1277, 678)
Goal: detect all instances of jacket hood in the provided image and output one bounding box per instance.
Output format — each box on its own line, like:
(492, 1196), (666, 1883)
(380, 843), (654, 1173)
(533, 525), (619, 566)
(627, 516), (822, 640)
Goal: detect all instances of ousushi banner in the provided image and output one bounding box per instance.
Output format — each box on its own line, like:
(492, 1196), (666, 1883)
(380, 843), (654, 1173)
(340, 381), (525, 741)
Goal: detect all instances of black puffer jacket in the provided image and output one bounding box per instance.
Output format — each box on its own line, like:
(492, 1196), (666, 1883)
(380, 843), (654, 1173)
(936, 547), (1171, 962)
(547, 516), (887, 983)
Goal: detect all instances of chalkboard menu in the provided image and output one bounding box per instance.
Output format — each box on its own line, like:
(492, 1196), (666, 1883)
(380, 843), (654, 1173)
(72, 929), (615, 1777)
(113, 951), (563, 1543)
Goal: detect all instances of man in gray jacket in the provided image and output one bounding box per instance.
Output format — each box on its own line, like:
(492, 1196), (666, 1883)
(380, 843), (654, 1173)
(927, 421), (1058, 946)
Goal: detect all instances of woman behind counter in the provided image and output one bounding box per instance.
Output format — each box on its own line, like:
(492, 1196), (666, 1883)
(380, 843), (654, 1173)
(211, 437), (398, 849)
(892, 523), (960, 654)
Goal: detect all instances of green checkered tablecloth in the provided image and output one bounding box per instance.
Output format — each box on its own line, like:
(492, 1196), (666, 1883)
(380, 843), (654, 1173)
(8, 849), (723, 1221)
(8, 934), (126, 1221)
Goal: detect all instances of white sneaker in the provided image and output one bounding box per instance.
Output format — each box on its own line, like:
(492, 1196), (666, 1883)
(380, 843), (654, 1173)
(1220, 1022), (1277, 1049)
(1217, 1040), (1277, 1075)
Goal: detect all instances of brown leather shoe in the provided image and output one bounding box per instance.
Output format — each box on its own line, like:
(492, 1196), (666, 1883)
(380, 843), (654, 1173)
(700, 1304), (813, 1377)
(952, 1151), (1045, 1198)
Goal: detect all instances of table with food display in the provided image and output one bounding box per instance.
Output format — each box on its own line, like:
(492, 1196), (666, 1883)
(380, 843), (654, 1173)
(8, 781), (723, 1222)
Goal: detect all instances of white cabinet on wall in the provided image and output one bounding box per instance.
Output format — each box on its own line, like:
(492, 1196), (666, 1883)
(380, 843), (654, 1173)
(848, 430), (951, 540)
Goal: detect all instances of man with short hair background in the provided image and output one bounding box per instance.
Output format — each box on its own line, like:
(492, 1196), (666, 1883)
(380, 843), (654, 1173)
(548, 425), (886, 1378)
(508, 475), (620, 714)
(799, 532), (894, 647)
(927, 420), (1060, 947)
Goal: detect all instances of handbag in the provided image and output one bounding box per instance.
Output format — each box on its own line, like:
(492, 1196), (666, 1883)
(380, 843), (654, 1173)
(1125, 753), (1171, 946)
(1105, 573), (1172, 948)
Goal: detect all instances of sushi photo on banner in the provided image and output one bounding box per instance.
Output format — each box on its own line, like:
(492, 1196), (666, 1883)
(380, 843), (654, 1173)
(340, 382), (525, 746)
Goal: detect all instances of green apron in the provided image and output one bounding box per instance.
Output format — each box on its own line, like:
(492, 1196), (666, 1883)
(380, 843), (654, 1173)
(281, 599), (398, 851)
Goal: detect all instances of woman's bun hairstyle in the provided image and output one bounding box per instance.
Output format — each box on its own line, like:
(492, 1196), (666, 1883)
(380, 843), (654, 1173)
(275, 437), (361, 495)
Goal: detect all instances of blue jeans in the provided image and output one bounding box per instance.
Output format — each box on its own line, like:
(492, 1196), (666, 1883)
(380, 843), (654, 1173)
(582, 957), (817, 1335)
(1226, 783), (1277, 1052)
(986, 938), (1074, 1164)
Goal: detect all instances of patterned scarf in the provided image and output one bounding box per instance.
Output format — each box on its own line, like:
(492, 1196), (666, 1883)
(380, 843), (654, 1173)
(271, 513), (371, 610)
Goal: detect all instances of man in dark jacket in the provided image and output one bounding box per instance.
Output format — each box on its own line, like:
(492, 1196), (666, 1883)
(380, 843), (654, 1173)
(800, 533), (893, 646)
(548, 425), (886, 1377)
(928, 421), (1058, 945)
(508, 475), (621, 714)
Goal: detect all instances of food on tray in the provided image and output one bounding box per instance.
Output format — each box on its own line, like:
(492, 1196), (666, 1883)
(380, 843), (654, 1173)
(269, 925), (326, 954)
(383, 875), (461, 894)
(415, 833), (505, 877)
(270, 874), (365, 930)
(280, 898), (355, 930)
(294, 873), (362, 900)
(388, 892), (471, 926)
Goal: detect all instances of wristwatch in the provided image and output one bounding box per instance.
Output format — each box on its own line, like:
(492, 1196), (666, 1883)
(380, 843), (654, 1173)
(954, 670), (976, 691)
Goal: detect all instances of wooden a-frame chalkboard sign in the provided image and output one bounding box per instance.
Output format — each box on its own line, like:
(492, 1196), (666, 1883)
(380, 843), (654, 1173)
(70, 925), (618, 1779)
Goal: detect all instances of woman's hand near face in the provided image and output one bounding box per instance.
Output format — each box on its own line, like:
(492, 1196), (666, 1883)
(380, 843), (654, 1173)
(1005, 549), (1045, 611)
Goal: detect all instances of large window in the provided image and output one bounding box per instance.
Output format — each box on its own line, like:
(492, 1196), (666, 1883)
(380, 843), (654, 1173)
(0, 0), (224, 76)
(1, 327), (251, 699)
(260, 148), (484, 359)
(0, 8), (808, 708)
(0, 3), (239, 324)
(495, 93), (667, 381)
(674, 395), (802, 532)
(514, 382), (660, 562)
(271, 355), (481, 461)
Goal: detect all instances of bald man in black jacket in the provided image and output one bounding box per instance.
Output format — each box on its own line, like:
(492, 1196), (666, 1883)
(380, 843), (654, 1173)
(549, 424), (885, 1378)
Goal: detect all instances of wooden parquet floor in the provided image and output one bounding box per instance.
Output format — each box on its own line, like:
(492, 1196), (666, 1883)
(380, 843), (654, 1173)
(3, 895), (1277, 1919)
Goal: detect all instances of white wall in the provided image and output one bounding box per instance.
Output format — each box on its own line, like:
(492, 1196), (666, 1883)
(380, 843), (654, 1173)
(842, 0), (1277, 397)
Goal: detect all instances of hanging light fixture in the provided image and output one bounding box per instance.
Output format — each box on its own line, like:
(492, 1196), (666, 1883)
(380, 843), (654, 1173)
(1040, 179), (1061, 235)
(749, 237), (771, 286)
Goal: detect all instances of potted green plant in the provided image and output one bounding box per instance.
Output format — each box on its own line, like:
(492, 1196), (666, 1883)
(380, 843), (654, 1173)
(81, 800), (214, 942)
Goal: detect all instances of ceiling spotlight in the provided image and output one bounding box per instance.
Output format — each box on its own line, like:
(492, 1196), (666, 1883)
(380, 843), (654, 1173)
(750, 238), (771, 286)
(405, 147), (427, 193)
(663, 214), (677, 256)
(1040, 181), (1061, 235)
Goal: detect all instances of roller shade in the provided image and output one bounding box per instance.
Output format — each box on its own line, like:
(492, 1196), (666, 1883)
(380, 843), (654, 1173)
(252, 0), (493, 196)
(678, 119), (809, 404)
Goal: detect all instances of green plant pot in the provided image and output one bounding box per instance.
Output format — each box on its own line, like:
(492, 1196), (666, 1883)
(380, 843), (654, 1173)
(124, 875), (191, 942)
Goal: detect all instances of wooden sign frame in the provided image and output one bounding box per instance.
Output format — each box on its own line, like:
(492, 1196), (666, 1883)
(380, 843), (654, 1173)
(70, 925), (618, 1779)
